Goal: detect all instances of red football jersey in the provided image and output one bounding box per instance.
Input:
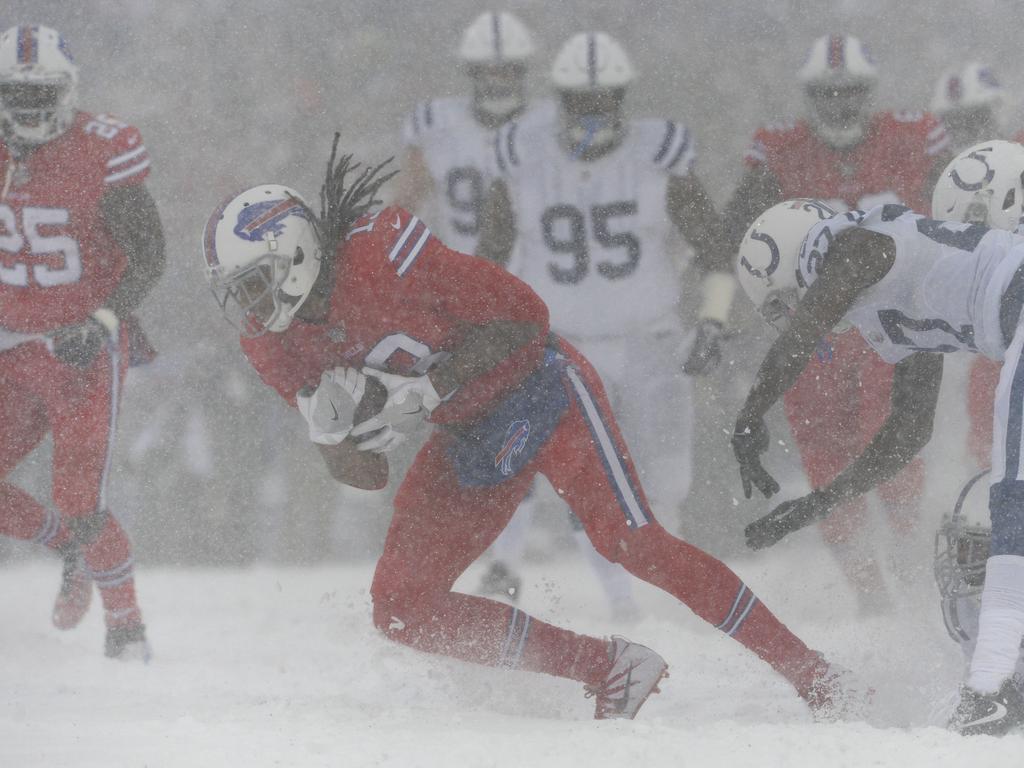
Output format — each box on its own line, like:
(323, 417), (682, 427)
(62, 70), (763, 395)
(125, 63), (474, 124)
(744, 112), (948, 214)
(241, 206), (550, 426)
(0, 111), (151, 333)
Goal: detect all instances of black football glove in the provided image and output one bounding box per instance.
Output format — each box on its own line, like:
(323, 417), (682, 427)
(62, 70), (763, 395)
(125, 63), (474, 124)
(744, 490), (837, 550)
(731, 416), (780, 499)
(50, 310), (118, 369)
(682, 319), (724, 376)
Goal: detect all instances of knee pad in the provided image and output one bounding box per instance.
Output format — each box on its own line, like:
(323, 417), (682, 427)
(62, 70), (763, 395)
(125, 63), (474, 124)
(989, 481), (1024, 556)
(67, 508), (109, 548)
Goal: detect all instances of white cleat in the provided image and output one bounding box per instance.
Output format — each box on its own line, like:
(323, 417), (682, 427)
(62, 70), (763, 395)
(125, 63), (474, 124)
(586, 636), (668, 720)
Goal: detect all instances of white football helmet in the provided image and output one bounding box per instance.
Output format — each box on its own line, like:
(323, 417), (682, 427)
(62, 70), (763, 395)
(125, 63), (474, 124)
(0, 25), (78, 148)
(736, 199), (838, 332)
(931, 140), (1024, 232)
(934, 470), (990, 643)
(798, 34), (878, 149)
(458, 11), (534, 126)
(551, 32), (634, 159)
(202, 185), (323, 337)
(931, 63), (1005, 151)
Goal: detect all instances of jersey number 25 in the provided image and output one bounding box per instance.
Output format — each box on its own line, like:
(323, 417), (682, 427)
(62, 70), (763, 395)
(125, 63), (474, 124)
(0, 204), (81, 287)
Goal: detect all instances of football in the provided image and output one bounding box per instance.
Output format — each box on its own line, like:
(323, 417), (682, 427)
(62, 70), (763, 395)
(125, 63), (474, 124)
(352, 374), (390, 427)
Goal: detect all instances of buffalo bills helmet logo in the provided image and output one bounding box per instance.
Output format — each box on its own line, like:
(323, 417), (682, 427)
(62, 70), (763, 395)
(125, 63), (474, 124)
(233, 198), (307, 242)
(494, 419), (530, 477)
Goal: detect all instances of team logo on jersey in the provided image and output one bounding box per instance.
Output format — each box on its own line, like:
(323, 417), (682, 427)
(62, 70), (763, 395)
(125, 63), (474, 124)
(494, 419), (530, 476)
(233, 198), (307, 243)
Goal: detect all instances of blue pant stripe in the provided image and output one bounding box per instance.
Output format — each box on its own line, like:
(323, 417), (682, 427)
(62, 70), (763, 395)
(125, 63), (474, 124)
(565, 367), (650, 529)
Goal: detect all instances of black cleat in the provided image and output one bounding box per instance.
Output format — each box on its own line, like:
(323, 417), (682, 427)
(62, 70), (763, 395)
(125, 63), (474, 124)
(52, 545), (92, 630)
(105, 623), (151, 662)
(950, 679), (1024, 736)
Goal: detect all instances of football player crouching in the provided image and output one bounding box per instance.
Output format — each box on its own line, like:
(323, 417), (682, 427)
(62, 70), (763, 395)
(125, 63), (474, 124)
(202, 135), (863, 723)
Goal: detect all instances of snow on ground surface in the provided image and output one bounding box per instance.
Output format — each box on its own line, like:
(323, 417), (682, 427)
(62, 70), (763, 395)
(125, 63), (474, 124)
(2, 538), (1023, 768)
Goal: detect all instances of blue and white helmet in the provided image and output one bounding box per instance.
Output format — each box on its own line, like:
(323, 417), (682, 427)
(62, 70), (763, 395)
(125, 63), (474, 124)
(932, 140), (1024, 233)
(203, 185), (323, 337)
(735, 199), (838, 332)
(0, 25), (79, 146)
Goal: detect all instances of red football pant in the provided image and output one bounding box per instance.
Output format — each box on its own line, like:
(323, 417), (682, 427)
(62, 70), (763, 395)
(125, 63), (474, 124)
(967, 356), (1000, 470)
(371, 343), (827, 698)
(784, 332), (922, 593)
(0, 337), (141, 628)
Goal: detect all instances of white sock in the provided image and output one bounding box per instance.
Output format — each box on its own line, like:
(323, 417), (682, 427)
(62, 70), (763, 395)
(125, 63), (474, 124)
(967, 554), (1024, 693)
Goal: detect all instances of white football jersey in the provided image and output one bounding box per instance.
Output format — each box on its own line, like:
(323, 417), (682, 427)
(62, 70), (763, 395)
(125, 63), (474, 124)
(798, 205), (1024, 363)
(403, 96), (554, 255)
(494, 118), (697, 338)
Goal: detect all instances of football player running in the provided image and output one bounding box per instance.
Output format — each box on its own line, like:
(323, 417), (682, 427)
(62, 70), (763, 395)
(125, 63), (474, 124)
(477, 31), (733, 538)
(203, 136), (863, 722)
(930, 141), (1024, 717)
(0, 26), (163, 658)
(724, 34), (951, 613)
(732, 180), (1024, 732)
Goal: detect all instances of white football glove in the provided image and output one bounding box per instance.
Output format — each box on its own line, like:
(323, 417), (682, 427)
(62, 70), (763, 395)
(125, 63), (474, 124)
(349, 419), (408, 454)
(296, 367), (366, 445)
(361, 369), (443, 422)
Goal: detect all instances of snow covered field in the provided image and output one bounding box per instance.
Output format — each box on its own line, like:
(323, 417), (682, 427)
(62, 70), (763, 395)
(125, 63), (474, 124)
(2, 538), (1022, 768)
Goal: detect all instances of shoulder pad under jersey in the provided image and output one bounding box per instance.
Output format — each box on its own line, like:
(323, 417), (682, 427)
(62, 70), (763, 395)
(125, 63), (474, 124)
(642, 118), (695, 174)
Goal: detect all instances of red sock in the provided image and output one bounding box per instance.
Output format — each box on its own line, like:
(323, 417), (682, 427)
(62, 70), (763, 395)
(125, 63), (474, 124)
(0, 483), (70, 550)
(731, 600), (826, 698)
(82, 514), (142, 628)
(375, 592), (611, 685)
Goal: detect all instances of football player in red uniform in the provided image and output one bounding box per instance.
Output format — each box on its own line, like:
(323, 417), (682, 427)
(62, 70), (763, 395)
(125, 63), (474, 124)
(725, 34), (951, 612)
(202, 136), (865, 721)
(0, 26), (163, 658)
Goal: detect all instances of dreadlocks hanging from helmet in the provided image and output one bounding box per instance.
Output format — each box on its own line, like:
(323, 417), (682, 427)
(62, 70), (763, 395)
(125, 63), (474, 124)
(291, 133), (398, 301)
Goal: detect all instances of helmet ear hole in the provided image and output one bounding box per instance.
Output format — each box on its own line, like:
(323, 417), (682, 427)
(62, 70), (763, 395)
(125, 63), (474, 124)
(293, 246), (305, 266)
(1003, 189), (1016, 212)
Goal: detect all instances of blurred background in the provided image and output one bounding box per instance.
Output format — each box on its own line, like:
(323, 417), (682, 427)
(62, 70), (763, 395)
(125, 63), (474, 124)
(1, 0), (1017, 566)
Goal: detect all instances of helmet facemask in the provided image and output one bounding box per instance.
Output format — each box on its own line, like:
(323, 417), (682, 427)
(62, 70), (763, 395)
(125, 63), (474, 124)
(209, 249), (304, 338)
(0, 26), (79, 149)
(805, 81), (873, 149)
(933, 470), (991, 643)
(468, 62), (527, 128)
(558, 87), (626, 160)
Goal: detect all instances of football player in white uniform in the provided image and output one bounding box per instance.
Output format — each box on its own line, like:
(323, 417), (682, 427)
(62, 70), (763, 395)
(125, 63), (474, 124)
(931, 65), (1012, 475)
(394, 11), (546, 257)
(478, 32), (733, 540)
(931, 141), (1024, 704)
(731, 176), (1024, 732)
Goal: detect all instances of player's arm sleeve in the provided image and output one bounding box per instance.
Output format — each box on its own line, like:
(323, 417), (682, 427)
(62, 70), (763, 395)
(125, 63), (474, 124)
(403, 240), (548, 399)
(99, 183), (166, 317)
(666, 173), (734, 323)
(722, 164), (783, 253)
(737, 228), (895, 424)
(476, 178), (516, 266)
(816, 351), (942, 504)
